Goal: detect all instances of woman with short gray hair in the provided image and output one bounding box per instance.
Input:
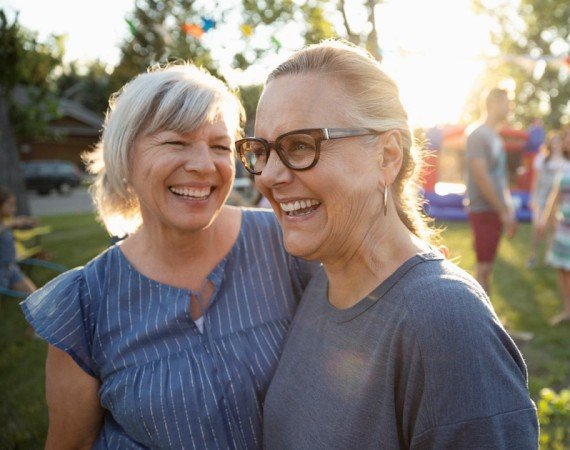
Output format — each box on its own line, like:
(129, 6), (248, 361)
(21, 62), (311, 449)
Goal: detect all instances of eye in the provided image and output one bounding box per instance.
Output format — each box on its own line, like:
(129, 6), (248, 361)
(290, 142), (311, 152)
(162, 140), (185, 147)
(211, 144), (232, 152)
(281, 135), (316, 153)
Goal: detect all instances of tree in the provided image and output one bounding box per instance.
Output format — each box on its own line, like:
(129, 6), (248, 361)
(110, 0), (222, 93)
(236, 0), (388, 68)
(56, 60), (114, 117)
(0, 11), (64, 214)
(474, 0), (569, 129)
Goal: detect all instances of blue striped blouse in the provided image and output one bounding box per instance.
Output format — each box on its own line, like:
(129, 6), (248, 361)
(21, 209), (311, 449)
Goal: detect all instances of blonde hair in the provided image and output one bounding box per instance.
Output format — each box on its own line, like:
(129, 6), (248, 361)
(266, 39), (437, 244)
(84, 62), (245, 235)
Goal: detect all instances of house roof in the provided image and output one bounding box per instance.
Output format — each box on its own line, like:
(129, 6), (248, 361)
(12, 86), (103, 135)
(58, 99), (103, 129)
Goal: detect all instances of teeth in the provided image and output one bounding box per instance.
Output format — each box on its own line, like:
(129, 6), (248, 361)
(170, 186), (211, 198)
(279, 199), (320, 212)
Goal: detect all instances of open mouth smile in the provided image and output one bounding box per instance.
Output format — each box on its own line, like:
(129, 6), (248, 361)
(169, 186), (212, 200)
(279, 199), (321, 216)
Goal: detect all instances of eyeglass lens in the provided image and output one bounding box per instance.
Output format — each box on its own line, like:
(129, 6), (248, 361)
(240, 132), (318, 172)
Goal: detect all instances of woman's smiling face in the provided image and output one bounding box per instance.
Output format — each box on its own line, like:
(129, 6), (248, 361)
(129, 119), (235, 234)
(254, 74), (385, 263)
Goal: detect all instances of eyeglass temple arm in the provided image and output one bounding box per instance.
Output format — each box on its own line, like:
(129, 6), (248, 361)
(324, 128), (378, 140)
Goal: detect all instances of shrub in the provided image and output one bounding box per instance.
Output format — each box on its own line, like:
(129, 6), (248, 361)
(537, 388), (570, 449)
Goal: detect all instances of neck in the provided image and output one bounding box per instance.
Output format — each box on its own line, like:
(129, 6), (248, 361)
(484, 114), (502, 130)
(323, 216), (425, 309)
(121, 206), (238, 289)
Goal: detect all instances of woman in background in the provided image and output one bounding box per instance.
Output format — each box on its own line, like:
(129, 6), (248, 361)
(527, 130), (565, 268)
(539, 126), (570, 325)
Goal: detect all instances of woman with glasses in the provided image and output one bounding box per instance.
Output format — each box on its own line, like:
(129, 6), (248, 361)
(20, 62), (311, 449)
(237, 40), (538, 448)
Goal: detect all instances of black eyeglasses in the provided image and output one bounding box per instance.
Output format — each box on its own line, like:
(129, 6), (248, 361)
(235, 128), (382, 175)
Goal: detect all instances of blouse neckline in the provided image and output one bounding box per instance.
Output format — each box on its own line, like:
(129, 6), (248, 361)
(115, 210), (247, 295)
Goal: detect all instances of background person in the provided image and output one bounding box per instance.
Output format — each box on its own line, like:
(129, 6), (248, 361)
(528, 130), (565, 268)
(538, 127), (570, 326)
(237, 40), (539, 449)
(21, 62), (310, 449)
(0, 186), (37, 296)
(465, 88), (517, 295)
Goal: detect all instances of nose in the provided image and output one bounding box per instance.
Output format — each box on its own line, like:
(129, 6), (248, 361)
(257, 148), (293, 188)
(183, 142), (216, 174)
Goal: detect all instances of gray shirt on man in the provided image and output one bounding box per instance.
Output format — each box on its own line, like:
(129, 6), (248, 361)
(263, 252), (538, 449)
(465, 124), (509, 212)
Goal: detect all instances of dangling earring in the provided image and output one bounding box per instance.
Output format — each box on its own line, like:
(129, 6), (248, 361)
(383, 185), (389, 216)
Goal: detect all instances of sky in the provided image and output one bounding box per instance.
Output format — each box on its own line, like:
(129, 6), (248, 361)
(2, 0), (496, 128)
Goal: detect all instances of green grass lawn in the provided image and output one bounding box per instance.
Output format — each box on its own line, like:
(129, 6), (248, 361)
(1, 214), (568, 448)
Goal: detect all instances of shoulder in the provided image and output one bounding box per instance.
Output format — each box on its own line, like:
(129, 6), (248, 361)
(398, 256), (496, 340)
(23, 266), (86, 310)
(240, 207), (280, 234)
(466, 125), (493, 150)
(395, 258), (535, 439)
(395, 255), (528, 381)
(23, 246), (117, 310)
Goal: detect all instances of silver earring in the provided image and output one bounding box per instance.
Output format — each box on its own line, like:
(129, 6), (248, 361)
(122, 177), (128, 185)
(383, 185), (389, 216)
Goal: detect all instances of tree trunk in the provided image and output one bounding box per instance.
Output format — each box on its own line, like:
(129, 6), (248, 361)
(0, 87), (30, 215)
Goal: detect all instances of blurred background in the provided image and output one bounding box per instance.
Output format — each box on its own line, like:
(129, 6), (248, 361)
(0, 0), (568, 448)
(1, 0), (568, 214)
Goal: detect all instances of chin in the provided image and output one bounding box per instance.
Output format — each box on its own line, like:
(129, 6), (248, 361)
(283, 236), (317, 260)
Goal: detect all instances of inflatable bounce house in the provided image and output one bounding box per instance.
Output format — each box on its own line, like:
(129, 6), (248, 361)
(421, 120), (545, 222)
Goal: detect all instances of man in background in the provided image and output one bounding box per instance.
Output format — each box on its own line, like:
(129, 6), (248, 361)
(465, 88), (517, 295)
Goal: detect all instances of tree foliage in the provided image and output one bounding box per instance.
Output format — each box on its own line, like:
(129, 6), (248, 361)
(474, 0), (569, 129)
(111, 0), (222, 92)
(0, 10), (64, 213)
(56, 60), (114, 116)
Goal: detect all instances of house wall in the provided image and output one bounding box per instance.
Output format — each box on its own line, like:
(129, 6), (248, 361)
(18, 116), (101, 170)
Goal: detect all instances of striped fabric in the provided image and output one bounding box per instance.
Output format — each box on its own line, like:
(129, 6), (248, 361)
(547, 171), (570, 270)
(21, 209), (310, 449)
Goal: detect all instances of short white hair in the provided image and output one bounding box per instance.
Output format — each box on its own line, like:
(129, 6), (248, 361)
(84, 62), (245, 235)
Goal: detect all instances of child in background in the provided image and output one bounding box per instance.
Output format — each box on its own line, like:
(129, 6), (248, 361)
(528, 131), (565, 268)
(0, 186), (37, 297)
(538, 127), (570, 325)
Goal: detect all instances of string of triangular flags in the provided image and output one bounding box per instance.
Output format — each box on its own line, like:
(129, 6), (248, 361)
(126, 17), (567, 68)
(125, 17), (283, 50)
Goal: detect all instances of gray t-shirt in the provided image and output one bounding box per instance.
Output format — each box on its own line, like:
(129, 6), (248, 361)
(465, 124), (508, 212)
(263, 253), (538, 449)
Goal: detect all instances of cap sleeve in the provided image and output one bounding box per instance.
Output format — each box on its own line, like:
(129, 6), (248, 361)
(20, 268), (98, 377)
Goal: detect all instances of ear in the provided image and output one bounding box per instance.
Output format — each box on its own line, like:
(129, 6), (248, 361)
(378, 130), (403, 185)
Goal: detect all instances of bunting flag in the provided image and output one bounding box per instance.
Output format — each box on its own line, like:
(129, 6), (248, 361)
(201, 17), (216, 32)
(270, 35), (282, 50)
(240, 24), (253, 37)
(182, 23), (205, 38)
(125, 18), (137, 37)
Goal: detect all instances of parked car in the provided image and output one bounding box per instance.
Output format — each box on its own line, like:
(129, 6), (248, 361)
(21, 160), (83, 195)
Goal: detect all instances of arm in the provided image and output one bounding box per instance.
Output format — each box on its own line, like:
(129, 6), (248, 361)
(13, 215), (37, 228)
(537, 174), (561, 238)
(45, 345), (104, 450)
(528, 155), (542, 210)
(0, 216), (36, 233)
(409, 278), (538, 449)
(469, 157), (517, 237)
